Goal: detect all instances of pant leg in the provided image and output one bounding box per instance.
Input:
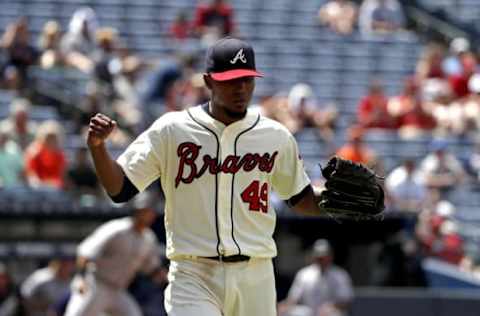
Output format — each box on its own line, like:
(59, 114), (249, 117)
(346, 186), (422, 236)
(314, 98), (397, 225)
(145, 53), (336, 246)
(109, 290), (143, 316)
(64, 276), (110, 316)
(164, 259), (224, 316)
(229, 259), (277, 316)
(167, 301), (222, 316)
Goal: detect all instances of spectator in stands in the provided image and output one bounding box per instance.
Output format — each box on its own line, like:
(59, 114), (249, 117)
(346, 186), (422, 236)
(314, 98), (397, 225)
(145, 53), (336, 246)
(170, 72), (210, 112)
(0, 98), (37, 151)
(358, 0), (405, 34)
(193, 0), (235, 45)
(357, 80), (398, 129)
(318, 0), (358, 35)
(459, 73), (480, 137)
(415, 43), (446, 83)
(38, 20), (64, 69)
(0, 262), (22, 316)
(258, 94), (299, 135)
(0, 17), (39, 89)
(448, 51), (477, 99)
(110, 52), (148, 135)
(169, 11), (192, 41)
(459, 249), (480, 278)
(286, 83), (338, 143)
(21, 258), (75, 316)
(416, 201), (464, 265)
(112, 52), (146, 108)
(92, 27), (119, 88)
(278, 239), (354, 316)
(0, 127), (24, 188)
(385, 159), (426, 213)
(443, 37), (471, 76)
(336, 126), (377, 167)
(24, 120), (67, 190)
(61, 7), (98, 73)
(416, 139), (466, 195)
(396, 83), (437, 139)
(423, 79), (464, 137)
(467, 137), (480, 184)
(66, 147), (99, 196)
(387, 77), (428, 139)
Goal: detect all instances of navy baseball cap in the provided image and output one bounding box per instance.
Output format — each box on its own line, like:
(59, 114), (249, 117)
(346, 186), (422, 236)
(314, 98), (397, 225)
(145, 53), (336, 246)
(206, 37), (263, 81)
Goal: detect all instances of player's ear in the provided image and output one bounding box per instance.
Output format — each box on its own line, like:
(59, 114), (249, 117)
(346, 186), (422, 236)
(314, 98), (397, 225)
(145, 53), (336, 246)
(203, 74), (213, 90)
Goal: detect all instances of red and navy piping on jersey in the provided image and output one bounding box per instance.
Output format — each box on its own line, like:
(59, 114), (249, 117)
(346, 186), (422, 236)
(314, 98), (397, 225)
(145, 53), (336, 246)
(186, 108), (223, 257)
(230, 114), (260, 256)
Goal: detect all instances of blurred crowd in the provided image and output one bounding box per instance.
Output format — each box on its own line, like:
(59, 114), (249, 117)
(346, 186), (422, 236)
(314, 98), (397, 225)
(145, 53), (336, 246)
(0, 0), (480, 315)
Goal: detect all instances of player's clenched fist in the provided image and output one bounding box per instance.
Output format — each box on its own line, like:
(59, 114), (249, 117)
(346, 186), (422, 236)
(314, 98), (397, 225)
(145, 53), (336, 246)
(87, 113), (117, 148)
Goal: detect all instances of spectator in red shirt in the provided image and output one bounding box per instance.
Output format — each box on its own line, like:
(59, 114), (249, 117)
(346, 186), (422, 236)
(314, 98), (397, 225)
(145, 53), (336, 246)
(415, 43), (446, 83)
(357, 80), (398, 129)
(169, 11), (192, 41)
(449, 52), (477, 99)
(24, 120), (66, 189)
(398, 103), (436, 138)
(193, 0), (235, 44)
(416, 200), (464, 265)
(388, 78), (436, 138)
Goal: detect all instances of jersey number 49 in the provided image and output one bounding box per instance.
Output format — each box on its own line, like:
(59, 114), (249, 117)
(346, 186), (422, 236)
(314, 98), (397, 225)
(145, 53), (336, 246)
(241, 181), (268, 213)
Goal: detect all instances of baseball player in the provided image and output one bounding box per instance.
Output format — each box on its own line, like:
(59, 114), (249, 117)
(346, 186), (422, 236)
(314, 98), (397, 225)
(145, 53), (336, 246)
(64, 191), (163, 316)
(87, 37), (331, 316)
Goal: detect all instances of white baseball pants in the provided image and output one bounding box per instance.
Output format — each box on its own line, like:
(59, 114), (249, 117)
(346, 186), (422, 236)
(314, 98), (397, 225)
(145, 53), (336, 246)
(64, 275), (142, 316)
(165, 257), (277, 316)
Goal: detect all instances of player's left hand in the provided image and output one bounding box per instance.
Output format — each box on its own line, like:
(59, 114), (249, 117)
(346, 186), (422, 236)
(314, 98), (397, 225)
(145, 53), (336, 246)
(318, 156), (385, 220)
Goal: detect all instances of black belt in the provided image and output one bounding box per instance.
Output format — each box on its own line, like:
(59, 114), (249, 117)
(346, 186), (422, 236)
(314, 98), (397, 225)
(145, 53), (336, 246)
(204, 254), (250, 262)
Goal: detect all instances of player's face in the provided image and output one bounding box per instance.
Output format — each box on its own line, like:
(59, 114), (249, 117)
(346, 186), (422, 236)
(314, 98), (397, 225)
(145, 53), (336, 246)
(206, 75), (255, 120)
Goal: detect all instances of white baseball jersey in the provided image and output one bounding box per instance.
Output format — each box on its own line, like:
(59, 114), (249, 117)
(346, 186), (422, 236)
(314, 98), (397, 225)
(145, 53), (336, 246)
(78, 217), (160, 289)
(117, 105), (310, 260)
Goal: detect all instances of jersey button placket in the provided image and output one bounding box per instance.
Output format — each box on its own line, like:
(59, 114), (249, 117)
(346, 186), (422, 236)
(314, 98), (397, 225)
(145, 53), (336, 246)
(217, 129), (235, 256)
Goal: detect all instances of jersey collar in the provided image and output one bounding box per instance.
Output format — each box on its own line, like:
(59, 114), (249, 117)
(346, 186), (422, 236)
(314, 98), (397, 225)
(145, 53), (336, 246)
(187, 104), (260, 131)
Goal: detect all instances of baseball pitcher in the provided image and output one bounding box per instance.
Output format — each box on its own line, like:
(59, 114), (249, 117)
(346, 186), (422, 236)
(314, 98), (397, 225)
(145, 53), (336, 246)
(87, 37), (383, 316)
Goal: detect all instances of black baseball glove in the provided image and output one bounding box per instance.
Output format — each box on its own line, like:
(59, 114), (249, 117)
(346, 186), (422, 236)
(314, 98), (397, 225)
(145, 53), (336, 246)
(318, 156), (385, 221)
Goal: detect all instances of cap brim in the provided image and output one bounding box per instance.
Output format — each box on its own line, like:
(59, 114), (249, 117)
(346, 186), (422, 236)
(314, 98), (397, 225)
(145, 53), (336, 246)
(210, 69), (263, 81)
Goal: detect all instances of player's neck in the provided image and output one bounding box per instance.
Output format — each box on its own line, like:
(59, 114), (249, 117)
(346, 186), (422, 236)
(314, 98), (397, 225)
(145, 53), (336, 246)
(206, 102), (246, 126)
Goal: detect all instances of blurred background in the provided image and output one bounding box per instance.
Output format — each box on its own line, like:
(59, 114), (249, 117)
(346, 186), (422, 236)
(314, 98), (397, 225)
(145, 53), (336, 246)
(1, 0), (480, 315)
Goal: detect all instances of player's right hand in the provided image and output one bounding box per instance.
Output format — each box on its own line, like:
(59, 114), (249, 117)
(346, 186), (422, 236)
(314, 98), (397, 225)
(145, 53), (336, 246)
(87, 113), (117, 148)
(77, 278), (88, 295)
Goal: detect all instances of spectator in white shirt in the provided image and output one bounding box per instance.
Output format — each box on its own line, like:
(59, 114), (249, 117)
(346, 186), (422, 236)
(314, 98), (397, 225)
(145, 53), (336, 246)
(386, 159), (427, 213)
(417, 139), (466, 195)
(278, 239), (354, 316)
(318, 0), (358, 35)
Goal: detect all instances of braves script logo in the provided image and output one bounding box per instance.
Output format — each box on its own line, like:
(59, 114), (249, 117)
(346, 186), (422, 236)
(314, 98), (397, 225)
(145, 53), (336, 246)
(175, 142), (278, 187)
(230, 49), (247, 64)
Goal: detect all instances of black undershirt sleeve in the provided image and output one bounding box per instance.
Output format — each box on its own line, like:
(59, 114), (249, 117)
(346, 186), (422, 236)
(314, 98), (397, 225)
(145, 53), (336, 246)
(285, 184), (312, 208)
(109, 175), (139, 203)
